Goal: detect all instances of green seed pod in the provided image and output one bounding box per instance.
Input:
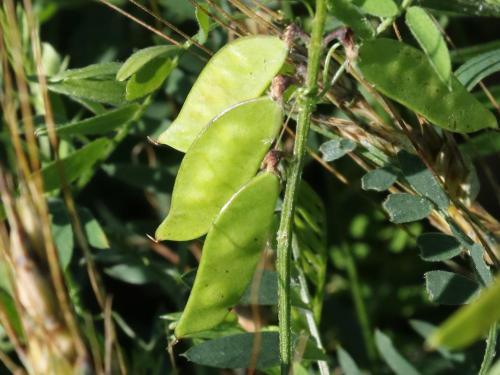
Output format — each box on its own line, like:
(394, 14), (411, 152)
(155, 97), (283, 241)
(174, 172), (280, 338)
(357, 38), (498, 133)
(157, 36), (288, 152)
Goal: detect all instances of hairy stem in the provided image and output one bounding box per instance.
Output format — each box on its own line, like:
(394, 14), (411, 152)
(479, 323), (497, 375)
(276, 0), (327, 373)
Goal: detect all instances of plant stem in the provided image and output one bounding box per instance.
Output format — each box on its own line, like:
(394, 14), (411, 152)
(276, 0), (327, 373)
(479, 323), (497, 375)
(292, 236), (330, 375)
(341, 243), (378, 366)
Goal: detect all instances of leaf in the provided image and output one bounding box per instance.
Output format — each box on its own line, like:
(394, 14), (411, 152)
(446, 219), (493, 286)
(294, 182), (327, 317)
(52, 62), (122, 81)
(240, 270), (277, 306)
(417, 233), (462, 262)
(361, 166), (398, 191)
(183, 332), (324, 369)
(331, 0), (375, 40)
(425, 270), (480, 305)
(375, 330), (420, 375)
(183, 332), (279, 369)
(101, 163), (176, 193)
(49, 79), (126, 106)
(357, 38), (498, 133)
(319, 138), (356, 162)
(428, 277), (500, 350)
(38, 138), (111, 192)
(409, 320), (465, 362)
(398, 150), (449, 210)
(451, 40), (500, 64)
(459, 131), (500, 159)
(239, 270), (308, 308)
(468, 244), (493, 286)
(105, 263), (157, 285)
(455, 49), (500, 90)
(117, 45), (178, 81)
(491, 359), (500, 375)
(48, 200), (74, 269)
(337, 346), (362, 375)
(352, 0), (398, 17)
(416, 0), (500, 17)
(195, 4), (210, 44)
(126, 56), (177, 100)
(36, 104), (140, 137)
(79, 207), (109, 249)
(383, 193), (432, 224)
(406, 6), (451, 86)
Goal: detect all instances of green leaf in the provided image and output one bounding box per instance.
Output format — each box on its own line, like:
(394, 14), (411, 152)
(79, 207), (109, 249)
(361, 166), (398, 191)
(183, 332), (279, 369)
(337, 346), (362, 375)
(117, 45), (178, 81)
(451, 40), (500, 63)
(417, 233), (462, 262)
(38, 138), (111, 192)
(0, 290), (23, 338)
(239, 270), (308, 309)
(48, 200), (74, 269)
(357, 38), (498, 133)
(319, 138), (356, 162)
(331, 0), (375, 40)
(425, 270), (480, 305)
(352, 0), (398, 17)
(469, 244), (493, 286)
(375, 330), (420, 375)
(416, 0), (500, 17)
(101, 163), (176, 193)
(49, 79), (126, 106)
(459, 131), (500, 159)
(125, 56), (177, 100)
(294, 182), (327, 317)
(398, 150), (449, 210)
(183, 332), (324, 369)
(409, 320), (465, 362)
(455, 49), (500, 91)
(490, 359), (500, 375)
(36, 104), (140, 137)
(428, 277), (500, 350)
(446, 219), (493, 286)
(240, 270), (277, 305)
(52, 62), (121, 81)
(406, 6), (451, 86)
(383, 193), (432, 224)
(195, 4), (210, 44)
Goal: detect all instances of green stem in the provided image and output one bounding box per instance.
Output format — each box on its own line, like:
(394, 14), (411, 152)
(341, 243), (378, 366)
(276, 0), (327, 373)
(479, 323), (497, 375)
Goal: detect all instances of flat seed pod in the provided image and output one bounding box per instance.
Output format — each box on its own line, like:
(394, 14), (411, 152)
(357, 38), (497, 133)
(174, 172), (280, 338)
(157, 36), (288, 152)
(155, 97), (283, 241)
